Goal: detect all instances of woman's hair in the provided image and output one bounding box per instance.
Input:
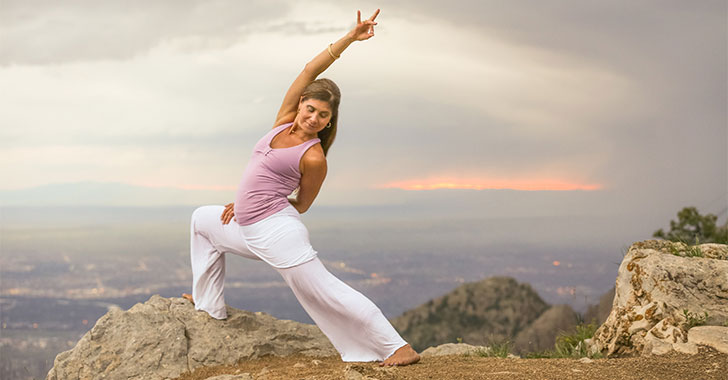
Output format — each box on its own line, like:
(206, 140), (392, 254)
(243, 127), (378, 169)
(301, 78), (340, 156)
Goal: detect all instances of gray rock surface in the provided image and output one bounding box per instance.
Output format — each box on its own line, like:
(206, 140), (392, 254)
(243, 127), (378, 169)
(204, 375), (253, 380)
(513, 304), (580, 354)
(589, 240), (728, 357)
(46, 295), (336, 380)
(344, 364), (394, 380)
(420, 343), (490, 357)
(419, 343), (520, 359)
(688, 326), (728, 354)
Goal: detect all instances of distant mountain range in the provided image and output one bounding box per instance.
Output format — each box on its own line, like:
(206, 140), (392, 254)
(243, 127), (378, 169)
(1, 180), (628, 222)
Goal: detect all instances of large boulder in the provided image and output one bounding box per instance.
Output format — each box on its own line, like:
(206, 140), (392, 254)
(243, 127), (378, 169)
(589, 240), (728, 357)
(46, 295), (336, 380)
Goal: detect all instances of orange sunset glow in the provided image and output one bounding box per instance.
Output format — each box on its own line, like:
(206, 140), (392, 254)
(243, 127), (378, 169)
(378, 178), (603, 192)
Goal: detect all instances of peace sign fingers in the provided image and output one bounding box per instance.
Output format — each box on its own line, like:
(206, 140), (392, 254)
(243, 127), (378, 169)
(368, 8), (380, 22)
(351, 9), (380, 41)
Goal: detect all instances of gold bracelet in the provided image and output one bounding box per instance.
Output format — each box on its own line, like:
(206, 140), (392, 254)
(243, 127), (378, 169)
(327, 43), (340, 60)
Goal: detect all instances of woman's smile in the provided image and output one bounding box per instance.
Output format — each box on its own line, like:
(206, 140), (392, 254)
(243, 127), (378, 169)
(297, 98), (332, 133)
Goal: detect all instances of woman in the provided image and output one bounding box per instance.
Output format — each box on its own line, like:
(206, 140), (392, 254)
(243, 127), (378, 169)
(182, 9), (420, 367)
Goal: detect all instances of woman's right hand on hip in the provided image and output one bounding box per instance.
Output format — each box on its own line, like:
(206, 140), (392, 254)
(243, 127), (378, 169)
(220, 202), (235, 225)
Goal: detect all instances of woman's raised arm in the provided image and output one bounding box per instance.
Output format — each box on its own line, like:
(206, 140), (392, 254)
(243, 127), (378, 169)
(273, 9), (380, 128)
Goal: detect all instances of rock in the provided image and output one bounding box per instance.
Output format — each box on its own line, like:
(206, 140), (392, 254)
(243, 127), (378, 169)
(673, 342), (699, 355)
(344, 366), (365, 380)
(643, 336), (673, 356)
(293, 362), (306, 368)
(589, 240), (728, 357)
(513, 304), (580, 354)
(420, 343), (490, 357)
(392, 277), (549, 352)
(699, 243), (728, 260)
(688, 326), (728, 354)
(256, 367), (270, 378)
(204, 375), (253, 380)
(344, 364), (380, 380)
(46, 295), (336, 380)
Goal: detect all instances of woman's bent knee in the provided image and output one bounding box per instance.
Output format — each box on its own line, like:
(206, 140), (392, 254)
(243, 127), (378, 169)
(191, 205), (224, 233)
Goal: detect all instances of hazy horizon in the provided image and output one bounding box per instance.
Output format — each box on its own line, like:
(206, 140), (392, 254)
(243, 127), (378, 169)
(1, 199), (678, 317)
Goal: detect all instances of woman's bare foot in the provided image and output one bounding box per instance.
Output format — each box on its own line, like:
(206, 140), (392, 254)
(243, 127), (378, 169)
(380, 344), (420, 366)
(182, 293), (195, 305)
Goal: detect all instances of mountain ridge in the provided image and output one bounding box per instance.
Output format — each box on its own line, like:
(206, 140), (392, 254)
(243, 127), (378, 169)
(392, 276), (553, 352)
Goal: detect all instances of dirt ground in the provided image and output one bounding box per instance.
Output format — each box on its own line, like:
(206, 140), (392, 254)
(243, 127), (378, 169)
(174, 346), (726, 380)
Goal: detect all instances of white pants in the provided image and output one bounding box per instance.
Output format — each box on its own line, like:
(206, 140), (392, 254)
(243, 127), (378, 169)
(189, 205), (408, 362)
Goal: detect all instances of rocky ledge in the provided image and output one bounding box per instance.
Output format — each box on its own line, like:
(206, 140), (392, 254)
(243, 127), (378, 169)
(588, 240), (728, 357)
(46, 296), (336, 380)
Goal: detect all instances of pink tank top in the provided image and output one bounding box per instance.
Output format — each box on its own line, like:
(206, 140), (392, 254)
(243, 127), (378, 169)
(234, 123), (321, 226)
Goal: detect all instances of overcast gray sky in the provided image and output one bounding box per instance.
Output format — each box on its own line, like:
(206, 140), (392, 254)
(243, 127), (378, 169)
(1, 0), (726, 220)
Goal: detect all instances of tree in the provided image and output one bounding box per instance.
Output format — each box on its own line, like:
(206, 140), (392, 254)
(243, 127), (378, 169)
(653, 206), (728, 244)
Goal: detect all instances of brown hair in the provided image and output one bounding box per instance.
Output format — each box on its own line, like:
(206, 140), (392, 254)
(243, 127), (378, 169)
(301, 78), (340, 156)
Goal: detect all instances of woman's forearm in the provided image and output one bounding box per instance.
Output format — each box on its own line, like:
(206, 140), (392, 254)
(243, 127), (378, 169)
(305, 33), (356, 78)
(303, 9), (379, 78)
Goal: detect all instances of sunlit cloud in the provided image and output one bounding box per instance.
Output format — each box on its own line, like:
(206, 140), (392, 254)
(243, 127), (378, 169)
(377, 177), (603, 191)
(134, 182), (236, 192)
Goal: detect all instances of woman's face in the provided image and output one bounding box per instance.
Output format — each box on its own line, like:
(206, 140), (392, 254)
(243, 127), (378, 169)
(297, 98), (333, 134)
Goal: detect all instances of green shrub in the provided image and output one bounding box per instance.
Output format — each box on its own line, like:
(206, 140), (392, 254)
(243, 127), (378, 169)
(471, 336), (512, 358)
(654, 206), (728, 244)
(524, 323), (603, 359)
(667, 240), (704, 258)
(683, 309), (708, 329)
(554, 323), (600, 358)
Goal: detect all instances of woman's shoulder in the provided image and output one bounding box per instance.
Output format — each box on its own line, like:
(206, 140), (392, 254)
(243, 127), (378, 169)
(299, 143), (326, 175)
(301, 143), (326, 164)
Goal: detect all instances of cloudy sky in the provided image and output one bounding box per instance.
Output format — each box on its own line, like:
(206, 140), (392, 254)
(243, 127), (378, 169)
(1, 0), (726, 221)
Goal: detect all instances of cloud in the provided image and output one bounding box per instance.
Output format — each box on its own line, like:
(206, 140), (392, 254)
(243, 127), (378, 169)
(0, 1), (724, 219)
(327, 1), (726, 209)
(0, 0), (350, 66)
(377, 177), (603, 191)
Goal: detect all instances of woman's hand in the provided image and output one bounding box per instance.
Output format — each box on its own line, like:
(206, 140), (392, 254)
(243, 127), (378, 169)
(348, 9), (380, 41)
(273, 9), (380, 127)
(220, 202), (235, 225)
